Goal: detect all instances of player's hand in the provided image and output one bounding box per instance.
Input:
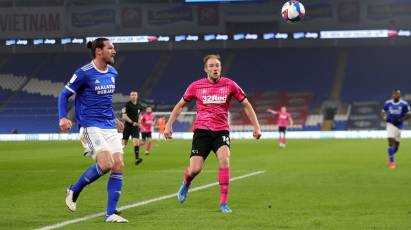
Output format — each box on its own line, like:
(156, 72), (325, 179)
(253, 128), (262, 140)
(164, 125), (173, 139)
(392, 119), (402, 126)
(59, 118), (72, 131)
(115, 119), (124, 133)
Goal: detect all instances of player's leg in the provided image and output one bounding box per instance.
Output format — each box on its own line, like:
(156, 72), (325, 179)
(216, 146), (232, 213)
(66, 127), (112, 212)
(178, 156), (204, 203)
(104, 130), (128, 223)
(178, 129), (211, 203)
(132, 137), (142, 165)
(394, 141), (400, 153)
(386, 123), (398, 168)
(105, 153), (127, 222)
(387, 138), (396, 168)
(214, 132), (232, 213)
(139, 133), (146, 147)
(145, 133), (152, 155)
(282, 127), (287, 147)
(278, 128), (284, 147)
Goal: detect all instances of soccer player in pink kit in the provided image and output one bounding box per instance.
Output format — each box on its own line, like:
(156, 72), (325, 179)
(267, 106), (293, 148)
(139, 106), (156, 155)
(164, 54), (261, 213)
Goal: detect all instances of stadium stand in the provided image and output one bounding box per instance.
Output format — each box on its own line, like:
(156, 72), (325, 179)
(1, 47), (410, 133)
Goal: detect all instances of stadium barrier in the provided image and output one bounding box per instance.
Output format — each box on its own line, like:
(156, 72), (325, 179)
(1, 131), (411, 141)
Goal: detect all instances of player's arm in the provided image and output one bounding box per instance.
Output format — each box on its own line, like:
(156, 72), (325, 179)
(114, 117), (124, 133)
(266, 108), (277, 115)
(138, 113), (143, 129)
(380, 110), (388, 121)
(241, 98), (262, 139)
(58, 87), (74, 131)
(59, 71), (86, 131)
(402, 105), (411, 121)
(122, 113), (138, 126)
(381, 102), (389, 121)
(289, 115), (294, 126)
(164, 98), (188, 139)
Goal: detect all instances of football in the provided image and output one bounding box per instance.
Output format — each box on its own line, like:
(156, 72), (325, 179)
(281, 0), (305, 23)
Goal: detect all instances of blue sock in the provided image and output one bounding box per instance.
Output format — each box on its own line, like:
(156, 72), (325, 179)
(107, 172), (123, 215)
(388, 146), (395, 163)
(72, 163), (104, 193)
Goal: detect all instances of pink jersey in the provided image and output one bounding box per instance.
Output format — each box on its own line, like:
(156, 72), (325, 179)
(140, 112), (156, 133)
(183, 77), (246, 131)
(277, 112), (291, 127)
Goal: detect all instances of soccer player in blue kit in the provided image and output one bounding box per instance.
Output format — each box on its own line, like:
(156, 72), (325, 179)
(58, 38), (128, 222)
(381, 89), (410, 169)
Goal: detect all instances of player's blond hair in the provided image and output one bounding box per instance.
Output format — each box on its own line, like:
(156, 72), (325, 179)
(203, 54), (221, 66)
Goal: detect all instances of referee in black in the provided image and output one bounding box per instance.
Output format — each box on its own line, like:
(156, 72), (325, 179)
(122, 91), (144, 165)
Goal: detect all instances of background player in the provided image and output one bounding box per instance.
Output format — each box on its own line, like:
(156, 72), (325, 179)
(267, 106), (293, 148)
(157, 115), (167, 140)
(58, 38), (128, 223)
(139, 106), (156, 155)
(164, 54), (261, 213)
(381, 89), (410, 169)
(122, 91), (144, 165)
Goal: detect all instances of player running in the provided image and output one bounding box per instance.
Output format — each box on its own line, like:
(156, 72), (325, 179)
(122, 91), (144, 166)
(164, 54), (261, 213)
(58, 38), (128, 223)
(381, 89), (410, 169)
(157, 115), (167, 140)
(267, 106), (293, 148)
(139, 106), (156, 155)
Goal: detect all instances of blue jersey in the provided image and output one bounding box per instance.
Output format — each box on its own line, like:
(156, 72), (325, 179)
(383, 99), (410, 129)
(64, 61), (118, 129)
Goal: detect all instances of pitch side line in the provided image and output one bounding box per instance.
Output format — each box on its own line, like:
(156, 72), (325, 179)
(34, 170), (266, 230)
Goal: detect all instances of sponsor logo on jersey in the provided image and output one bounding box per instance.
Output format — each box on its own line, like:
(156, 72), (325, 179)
(202, 95), (227, 104)
(389, 107), (402, 115)
(95, 84), (115, 94)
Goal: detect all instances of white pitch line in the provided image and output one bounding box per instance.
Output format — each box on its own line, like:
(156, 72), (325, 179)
(34, 170), (265, 230)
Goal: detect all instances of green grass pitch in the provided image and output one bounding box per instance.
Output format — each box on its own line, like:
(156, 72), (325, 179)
(0, 139), (410, 229)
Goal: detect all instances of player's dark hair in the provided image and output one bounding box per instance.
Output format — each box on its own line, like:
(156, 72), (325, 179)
(203, 54), (221, 66)
(86, 38), (109, 58)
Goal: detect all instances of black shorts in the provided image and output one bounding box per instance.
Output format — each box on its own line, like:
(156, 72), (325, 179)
(190, 129), (230, 159)
(123, 126), (140, 140)
(141, 132), (152, 140)
(279, 126), (287, 133)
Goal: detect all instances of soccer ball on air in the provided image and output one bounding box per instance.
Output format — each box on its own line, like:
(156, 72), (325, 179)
(281, 0), (305, 23)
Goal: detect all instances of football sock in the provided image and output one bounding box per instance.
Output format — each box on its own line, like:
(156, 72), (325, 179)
(146, 142), (151, 153)
(72, 163), (104, 194)
(107, 173), (123, 216)
(134, 146), (140, 159)
(388, 146), (395, 163)
(184, 168), (193, 186)
(219, 167), (230, 205)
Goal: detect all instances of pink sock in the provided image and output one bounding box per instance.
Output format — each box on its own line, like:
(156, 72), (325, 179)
(184, 168), (192, 186)
(146, 142), (151, 152)
(219, 167), (230, 205)
(283, 137), (286, 144)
